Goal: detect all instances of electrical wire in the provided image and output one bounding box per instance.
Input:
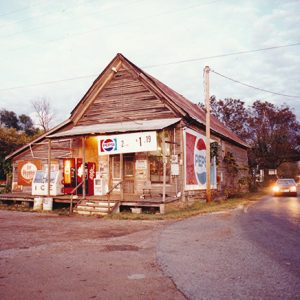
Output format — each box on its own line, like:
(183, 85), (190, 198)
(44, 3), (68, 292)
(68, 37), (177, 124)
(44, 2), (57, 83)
(0, 0), (141, 36)
(0, 1), (46, 18)
(0, 74), (97, 92)
(2, 0), (220, 53)
(211, 69), (300, 99)
(0, 41), (299, 93)
(143, 42), (300, 68)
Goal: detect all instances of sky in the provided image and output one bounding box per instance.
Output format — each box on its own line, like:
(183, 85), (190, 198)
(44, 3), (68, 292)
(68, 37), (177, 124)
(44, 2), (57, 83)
(0, 0), (299, 127)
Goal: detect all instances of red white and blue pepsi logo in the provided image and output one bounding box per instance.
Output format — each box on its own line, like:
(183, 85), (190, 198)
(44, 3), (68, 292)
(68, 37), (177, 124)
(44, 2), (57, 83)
(194, 138), (206, 185)
(100, 138), (117, 152)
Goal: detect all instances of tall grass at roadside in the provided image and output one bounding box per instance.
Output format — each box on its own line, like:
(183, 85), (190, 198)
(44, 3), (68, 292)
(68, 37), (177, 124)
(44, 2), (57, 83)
(105, 191), (266, 221)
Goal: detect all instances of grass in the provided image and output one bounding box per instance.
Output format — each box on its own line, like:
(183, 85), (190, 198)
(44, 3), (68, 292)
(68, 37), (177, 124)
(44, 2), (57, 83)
(104, 190), (266, 221)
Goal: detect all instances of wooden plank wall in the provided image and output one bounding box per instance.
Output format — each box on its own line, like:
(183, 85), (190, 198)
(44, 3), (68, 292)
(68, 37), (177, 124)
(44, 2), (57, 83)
(219, 141), (249, 192)
(78, 67), (176, 125)
(148, 124), (183, 197)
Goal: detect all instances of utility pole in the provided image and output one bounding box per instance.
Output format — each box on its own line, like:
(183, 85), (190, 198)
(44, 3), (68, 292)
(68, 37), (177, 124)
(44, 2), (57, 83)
(204, 66), (211, 202)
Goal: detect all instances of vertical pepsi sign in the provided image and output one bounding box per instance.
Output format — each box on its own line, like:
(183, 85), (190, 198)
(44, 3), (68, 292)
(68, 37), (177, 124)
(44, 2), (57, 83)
(184, 128), (216, 190)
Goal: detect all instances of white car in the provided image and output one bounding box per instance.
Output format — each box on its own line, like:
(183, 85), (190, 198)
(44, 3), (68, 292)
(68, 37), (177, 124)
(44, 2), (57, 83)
(272, 178), (297, 197)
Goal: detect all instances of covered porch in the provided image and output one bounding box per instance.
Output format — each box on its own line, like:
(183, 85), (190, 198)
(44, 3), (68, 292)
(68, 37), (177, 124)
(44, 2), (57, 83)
(0, 191), (180, 215)
(45, 117), (182, 214)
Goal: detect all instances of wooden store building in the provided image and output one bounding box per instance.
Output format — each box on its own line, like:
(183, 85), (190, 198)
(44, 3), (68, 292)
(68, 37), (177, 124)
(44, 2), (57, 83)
(4, 53), (249, 214)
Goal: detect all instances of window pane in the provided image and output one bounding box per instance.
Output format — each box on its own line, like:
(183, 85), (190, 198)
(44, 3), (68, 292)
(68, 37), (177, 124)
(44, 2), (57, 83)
(149, 155), (170, 183)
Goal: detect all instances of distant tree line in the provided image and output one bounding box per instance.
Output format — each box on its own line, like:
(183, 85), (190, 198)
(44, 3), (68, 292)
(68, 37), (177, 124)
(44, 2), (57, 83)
(0, 98), (54, 181)
(0, 109), (43, 180)
(200, 98), (300, 180)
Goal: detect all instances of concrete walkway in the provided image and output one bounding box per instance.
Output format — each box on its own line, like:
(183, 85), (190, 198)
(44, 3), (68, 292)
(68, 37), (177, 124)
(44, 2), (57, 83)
(157, 209), (300, 299)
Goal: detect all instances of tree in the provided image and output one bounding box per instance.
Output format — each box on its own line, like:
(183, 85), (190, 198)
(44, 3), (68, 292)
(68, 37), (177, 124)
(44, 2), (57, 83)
(210, 97), (250, 140)
(0, 127), (31, 180)
(204, 98), (300, 171)
(0, 109), (20, 130)
(32, 98), (54, 132)
(18, 114), (39, 136)
(248, 101), (300, 169)
(0, 109), (41, 181)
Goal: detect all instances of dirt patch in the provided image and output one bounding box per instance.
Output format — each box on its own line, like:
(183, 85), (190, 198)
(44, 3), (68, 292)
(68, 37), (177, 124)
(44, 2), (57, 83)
(0, 210), (185, 300)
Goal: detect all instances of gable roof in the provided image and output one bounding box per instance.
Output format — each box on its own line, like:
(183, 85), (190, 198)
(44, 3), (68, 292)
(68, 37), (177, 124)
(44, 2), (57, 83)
(7, 53), (248, 160)
(71, 53), (248, 148)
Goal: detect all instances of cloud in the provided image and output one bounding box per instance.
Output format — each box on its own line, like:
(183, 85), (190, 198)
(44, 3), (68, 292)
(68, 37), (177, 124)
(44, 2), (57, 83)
(0, 0), (299, 124)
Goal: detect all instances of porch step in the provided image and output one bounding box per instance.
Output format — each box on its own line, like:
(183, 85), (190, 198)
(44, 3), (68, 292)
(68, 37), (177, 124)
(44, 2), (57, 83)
(73, 209), (108, 216)
(85, 201), (115, 207)
(74, 200), (119, 216)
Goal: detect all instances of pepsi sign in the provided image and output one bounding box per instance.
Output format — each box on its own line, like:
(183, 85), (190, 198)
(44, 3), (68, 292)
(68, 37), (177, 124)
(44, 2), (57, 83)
(184, 128), (216, 190)
(99, 138), (117, 153)
(194, 138), (206, 185)
(98, 132), (157, 155)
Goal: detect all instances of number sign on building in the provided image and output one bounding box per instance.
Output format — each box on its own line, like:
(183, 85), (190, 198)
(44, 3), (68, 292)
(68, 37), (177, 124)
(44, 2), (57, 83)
(98, 131), (157, 155)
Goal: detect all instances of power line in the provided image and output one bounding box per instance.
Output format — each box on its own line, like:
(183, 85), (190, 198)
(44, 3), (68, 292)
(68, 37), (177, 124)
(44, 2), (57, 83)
(211, 70), (300, 99)
(0, 0), (128, 35)
(0, 1), (47, 18)
(143, 42), (300, 68)
(2, 0), (219, 53)
(0, 74), (97, 92)
(0, 41), (299, 93)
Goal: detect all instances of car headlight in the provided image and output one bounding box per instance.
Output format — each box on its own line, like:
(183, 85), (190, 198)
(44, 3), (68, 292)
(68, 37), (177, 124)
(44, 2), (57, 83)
(273, 186), (279, 192)
(290, 186), (297, 192)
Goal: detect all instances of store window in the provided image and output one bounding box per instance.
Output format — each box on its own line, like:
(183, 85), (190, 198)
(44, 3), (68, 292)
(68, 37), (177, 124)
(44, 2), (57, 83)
(149, 156), (170, 183)
(149, 130), (171, 183)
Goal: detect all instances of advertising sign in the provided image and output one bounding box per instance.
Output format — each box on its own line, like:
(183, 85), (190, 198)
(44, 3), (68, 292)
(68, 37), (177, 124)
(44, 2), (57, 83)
(32, 170), (63, 196)
(184, 128), (216, 190)
(98, 131), (157, 155)
(18, 160), (42, 186)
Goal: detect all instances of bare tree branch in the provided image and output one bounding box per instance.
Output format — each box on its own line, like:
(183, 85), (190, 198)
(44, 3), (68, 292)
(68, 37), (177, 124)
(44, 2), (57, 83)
(32, 97), (54, 132)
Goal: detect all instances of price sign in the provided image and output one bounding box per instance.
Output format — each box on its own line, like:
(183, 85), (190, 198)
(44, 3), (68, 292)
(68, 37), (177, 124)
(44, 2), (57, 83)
(98, 131), (157, 155)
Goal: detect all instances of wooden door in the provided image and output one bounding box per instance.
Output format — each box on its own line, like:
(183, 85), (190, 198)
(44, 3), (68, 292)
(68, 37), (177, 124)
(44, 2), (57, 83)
(123, 154), (135, 194)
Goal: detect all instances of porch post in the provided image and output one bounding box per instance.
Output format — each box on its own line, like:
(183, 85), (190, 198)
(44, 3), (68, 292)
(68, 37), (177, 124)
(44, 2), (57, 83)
(47, 139), (51, 196)
(82, 136), (86, 199)
(180, 127), (185, 202)
(162, 130), (166, 203)
(120, 153), (124, 201)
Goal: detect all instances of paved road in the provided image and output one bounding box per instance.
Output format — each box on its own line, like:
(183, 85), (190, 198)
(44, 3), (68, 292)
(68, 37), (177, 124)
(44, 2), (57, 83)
(158, 194), (300, 299)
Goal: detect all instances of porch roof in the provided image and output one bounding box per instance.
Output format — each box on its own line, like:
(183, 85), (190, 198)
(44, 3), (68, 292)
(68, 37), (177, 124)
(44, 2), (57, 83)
(47, 118), (181, 138)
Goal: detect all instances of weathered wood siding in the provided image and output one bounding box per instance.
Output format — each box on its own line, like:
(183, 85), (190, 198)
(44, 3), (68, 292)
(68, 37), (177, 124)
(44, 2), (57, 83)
(13, 139), (79, 161)
(218, 141), (249, 194)
(78, 67), (176, 125)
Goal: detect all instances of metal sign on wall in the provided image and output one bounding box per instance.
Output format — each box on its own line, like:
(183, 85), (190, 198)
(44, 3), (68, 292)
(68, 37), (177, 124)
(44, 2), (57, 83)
(17, 160), (42, 186)
(183, 128), (216, 190)
(98, 131), (157, 155)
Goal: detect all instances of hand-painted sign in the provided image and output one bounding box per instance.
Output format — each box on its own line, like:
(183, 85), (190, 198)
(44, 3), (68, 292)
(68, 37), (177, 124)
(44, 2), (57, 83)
(98, 131), (157, 155)
(184, 128), (216, 190)
(18, 160), (42, 186)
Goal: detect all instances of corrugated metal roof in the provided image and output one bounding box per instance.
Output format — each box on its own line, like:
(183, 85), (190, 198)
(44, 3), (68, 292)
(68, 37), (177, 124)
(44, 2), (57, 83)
(120, 54), (249, 148)
(48, 118), (181, 138)
(149, 75), (249, 148)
